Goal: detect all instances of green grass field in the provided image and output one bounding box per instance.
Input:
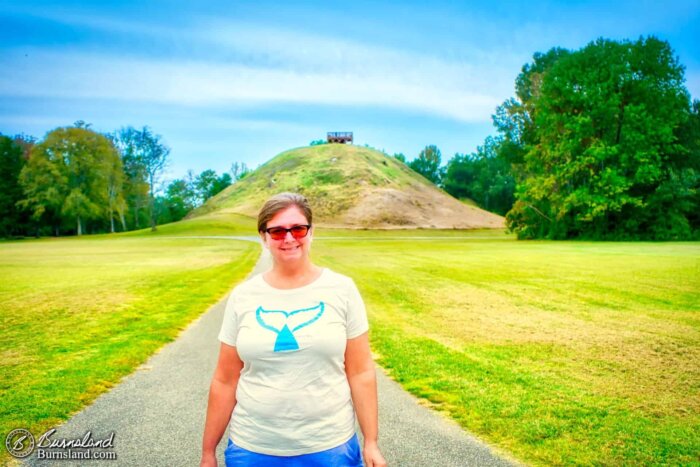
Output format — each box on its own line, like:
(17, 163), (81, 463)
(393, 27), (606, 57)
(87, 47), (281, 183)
(2, 227), (698, 465)
(312, 238), (700, 465)
(120, 211), (257, 237)
(0, 235), (259, 460)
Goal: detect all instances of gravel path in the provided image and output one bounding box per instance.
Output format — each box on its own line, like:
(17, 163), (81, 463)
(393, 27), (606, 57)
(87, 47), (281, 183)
(22, 237), (517, 467)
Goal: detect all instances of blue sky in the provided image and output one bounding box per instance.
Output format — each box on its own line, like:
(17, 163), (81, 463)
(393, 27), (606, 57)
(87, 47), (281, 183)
(1, 0), (699, 182)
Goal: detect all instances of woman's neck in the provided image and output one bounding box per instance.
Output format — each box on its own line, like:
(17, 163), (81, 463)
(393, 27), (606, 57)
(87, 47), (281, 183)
(265, 260), (322, 288)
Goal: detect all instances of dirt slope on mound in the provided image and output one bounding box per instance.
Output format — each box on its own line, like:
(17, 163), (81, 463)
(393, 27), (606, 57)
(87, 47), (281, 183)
(336, 186), (503, 229)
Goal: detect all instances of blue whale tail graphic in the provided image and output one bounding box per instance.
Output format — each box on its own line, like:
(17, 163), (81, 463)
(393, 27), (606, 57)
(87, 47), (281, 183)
(256, 303), (325, 352)
(274, 324), (299, 352)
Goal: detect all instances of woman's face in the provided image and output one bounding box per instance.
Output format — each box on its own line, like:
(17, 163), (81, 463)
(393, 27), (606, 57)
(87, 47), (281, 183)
(261, 206), (313, 264)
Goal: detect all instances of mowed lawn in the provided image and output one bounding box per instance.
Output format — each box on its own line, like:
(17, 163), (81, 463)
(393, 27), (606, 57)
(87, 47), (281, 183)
(0, 236), (259, 459)
(312, 238), (700, 465)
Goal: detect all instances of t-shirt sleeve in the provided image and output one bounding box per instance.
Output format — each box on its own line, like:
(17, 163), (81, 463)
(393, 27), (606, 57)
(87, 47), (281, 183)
(345, 278), (369, 339)
(218, 291), (239, 346)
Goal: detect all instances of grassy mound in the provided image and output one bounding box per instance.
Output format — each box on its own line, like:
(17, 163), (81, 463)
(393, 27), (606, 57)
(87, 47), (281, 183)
(191, 145), (423, 219)
(189, 145), (505, 229)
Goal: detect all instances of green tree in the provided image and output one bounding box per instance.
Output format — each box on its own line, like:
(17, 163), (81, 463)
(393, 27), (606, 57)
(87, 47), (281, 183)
(0, 134), (33, 237)
(678, 99), (700, 230)
(443, 137), (515, 215)
(197, 170), (232, 201)
(114, 126), (169, 231)
(409, 145), (443, 185)
(139, 128), (169, 232)
(194, 169), (217, 203)
(157, 179), (196, 223)
(105, 150), (126, 233)
(156, 168), (231, 224)
(112, 129), (149, 230)
(19, 126), (123, 235)
(230, 162), (251, 181)
(183, 169), (233, 205)
(214, 172), (232, 193)
(393, 153), (407, 164)
(17, 145), (64, 236)
(499, 37), (698, 239)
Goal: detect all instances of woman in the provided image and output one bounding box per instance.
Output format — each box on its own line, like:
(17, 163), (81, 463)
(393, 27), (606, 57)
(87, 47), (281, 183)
(201, 192), (387, 467)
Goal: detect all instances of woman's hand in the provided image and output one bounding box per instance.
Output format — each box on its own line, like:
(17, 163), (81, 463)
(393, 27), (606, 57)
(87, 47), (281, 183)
(363, 441), (387, 467)
(200, 451), (217, 467)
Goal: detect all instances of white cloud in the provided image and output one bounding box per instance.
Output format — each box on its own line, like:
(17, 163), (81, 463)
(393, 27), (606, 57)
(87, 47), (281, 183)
(0, 46), (507, 122)
(0, 6), (522, 123)
(0, 115), (65, 126)
(196, 19), (518, 97)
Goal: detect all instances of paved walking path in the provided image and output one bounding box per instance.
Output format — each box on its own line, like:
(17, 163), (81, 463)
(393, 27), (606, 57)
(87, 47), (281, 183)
(24, 238), (516, 467)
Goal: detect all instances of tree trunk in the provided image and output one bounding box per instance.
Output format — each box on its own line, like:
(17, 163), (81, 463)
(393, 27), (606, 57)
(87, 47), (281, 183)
(120, 211), (127, 232)
(109, 204), (115, 233)
(77, 217), (82, 236)
(149, 182), (157, 232)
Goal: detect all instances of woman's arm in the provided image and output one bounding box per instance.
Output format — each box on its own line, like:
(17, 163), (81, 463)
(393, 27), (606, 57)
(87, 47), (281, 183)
(345, 332), (387, 467)
(200, 343), (244, 467)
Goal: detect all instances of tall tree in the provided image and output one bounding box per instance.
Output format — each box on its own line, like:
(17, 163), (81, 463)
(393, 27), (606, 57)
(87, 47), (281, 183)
(114, 127), (169, 231)
(140, 128), (169, 231)
(0, 134), (33, 237)
(677, 99), (700, 230)
(409, 145), (443, 185)
(111, 129), (149, 230)
(19, 126), (122, 235)
(498, 37), (698, 239)
(105, 151), (126, 233)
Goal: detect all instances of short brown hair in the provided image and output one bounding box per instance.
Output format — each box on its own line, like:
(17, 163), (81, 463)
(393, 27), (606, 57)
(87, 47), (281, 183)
(257, 192), (313, 233)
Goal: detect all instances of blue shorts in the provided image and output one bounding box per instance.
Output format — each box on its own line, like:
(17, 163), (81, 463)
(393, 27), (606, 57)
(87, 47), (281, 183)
(224, 434), (363, 467)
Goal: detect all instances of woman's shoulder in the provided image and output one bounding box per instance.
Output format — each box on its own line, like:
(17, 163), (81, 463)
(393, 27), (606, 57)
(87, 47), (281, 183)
(321, 268), (358, 289)
(229, 273), (266, 297)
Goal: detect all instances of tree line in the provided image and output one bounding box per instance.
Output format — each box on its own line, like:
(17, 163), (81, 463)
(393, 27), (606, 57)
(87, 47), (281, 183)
(398, 36), (700, 240)
(4, 36), (698, 241)
(391, 143), (516, 217)
(0, 123), (248, 237)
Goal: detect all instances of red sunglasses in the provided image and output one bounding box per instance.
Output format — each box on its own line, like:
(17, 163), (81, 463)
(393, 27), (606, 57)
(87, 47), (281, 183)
(264, 224), (311, 240)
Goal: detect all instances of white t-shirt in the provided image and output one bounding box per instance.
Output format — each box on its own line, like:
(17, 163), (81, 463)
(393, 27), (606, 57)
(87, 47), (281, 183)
(217, 267), (369, 456)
